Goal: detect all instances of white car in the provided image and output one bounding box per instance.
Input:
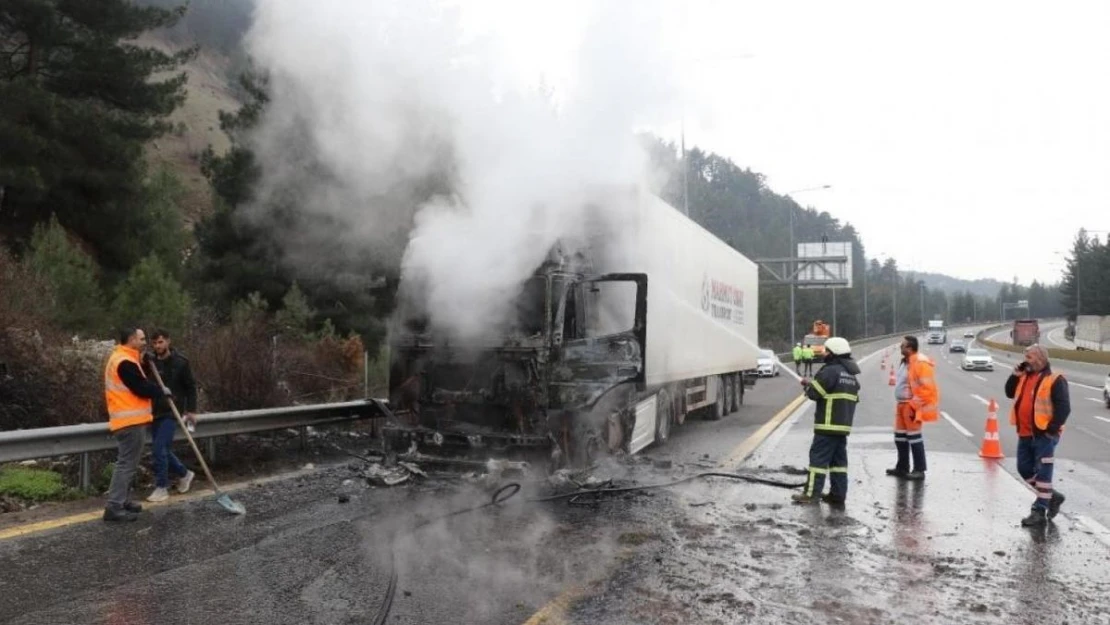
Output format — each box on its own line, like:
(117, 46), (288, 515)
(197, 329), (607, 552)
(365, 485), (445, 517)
(964, 331), (975, 338)
(756, 349), (780, 377)
(962, 349), (994, 371)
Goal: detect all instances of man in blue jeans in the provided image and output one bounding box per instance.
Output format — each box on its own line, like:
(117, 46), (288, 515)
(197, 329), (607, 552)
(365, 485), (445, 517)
(1004, 344), (1070, 527)
(144, 329), (197, 502)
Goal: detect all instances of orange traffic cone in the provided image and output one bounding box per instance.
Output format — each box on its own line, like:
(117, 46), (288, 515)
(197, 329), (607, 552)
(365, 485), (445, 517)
(888, 367), (896, 386)
(978, 399), (1005, 459)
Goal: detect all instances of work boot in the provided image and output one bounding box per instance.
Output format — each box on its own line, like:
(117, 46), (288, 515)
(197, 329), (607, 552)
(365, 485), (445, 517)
(904, 471), (925, 481)
(103, 506), (138, 523)
(885, 468), (908, 478)
(146, 487), (169, 503)
(1021, 508), (1048, 528)
(791, 493), (819, 505)
(821, 493), (846, 507)
(123, 501), (142, 513)
(177, 470), (195, 494)
(1048, 491), (1066, 519)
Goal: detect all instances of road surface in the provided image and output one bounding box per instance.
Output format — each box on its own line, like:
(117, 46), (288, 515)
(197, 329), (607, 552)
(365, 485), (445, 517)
(2, 333), (1109, 625)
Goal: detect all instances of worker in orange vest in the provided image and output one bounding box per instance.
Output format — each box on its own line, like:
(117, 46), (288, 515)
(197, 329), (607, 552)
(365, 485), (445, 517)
(103, 326), (172, 523)
(886, 336), (939, 481)
(1004, 344), (1071, 527)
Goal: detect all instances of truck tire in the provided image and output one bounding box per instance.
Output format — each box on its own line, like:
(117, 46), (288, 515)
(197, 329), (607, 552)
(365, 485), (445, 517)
(655, 390), (674, 444)
(706, 376), (726, 421)
(734, 374), (744, 408)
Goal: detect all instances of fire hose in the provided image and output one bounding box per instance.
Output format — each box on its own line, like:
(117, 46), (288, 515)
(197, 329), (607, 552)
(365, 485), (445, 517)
(368, 470), (805, 625)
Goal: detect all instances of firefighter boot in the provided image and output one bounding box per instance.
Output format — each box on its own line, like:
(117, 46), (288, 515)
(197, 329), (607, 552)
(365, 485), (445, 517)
(791, 492), (819, 505)
(1021, 508), (1048, 528)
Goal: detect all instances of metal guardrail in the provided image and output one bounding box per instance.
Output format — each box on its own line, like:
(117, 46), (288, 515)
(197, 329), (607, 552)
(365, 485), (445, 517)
(0, 400), (387, 490)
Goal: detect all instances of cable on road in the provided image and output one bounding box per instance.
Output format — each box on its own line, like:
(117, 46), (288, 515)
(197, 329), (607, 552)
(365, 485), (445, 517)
(367, 470), (804, 624)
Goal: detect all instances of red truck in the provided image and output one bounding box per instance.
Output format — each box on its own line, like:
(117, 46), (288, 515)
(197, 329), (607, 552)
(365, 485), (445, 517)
(1011, 319), (1040, 347)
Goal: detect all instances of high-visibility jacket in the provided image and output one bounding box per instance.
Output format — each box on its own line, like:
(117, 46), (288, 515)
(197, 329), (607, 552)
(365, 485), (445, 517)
(792, 346), (803, 362)
(801, 347), (814, 361)
(805, 356), (861, 435)
(1009, 372), (1063, 433)
(905, 353), (939, 422)
(104, 346), (153, 432)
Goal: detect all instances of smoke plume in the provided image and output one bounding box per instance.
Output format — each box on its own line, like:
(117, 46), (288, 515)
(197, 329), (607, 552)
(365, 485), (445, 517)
(242, 0), (681, 340)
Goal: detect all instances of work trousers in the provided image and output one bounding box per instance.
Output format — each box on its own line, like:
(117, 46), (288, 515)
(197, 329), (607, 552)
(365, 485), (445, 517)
(894, 402), (926, 473)
(106, 426), (145, 508)
(806, 433), (848, 499)
(1017, 435), (1058, 511)
(150, 417), (189, 488)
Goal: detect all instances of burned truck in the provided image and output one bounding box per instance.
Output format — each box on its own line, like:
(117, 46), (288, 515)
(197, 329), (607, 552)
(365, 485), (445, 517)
(386, 189), (761, 468)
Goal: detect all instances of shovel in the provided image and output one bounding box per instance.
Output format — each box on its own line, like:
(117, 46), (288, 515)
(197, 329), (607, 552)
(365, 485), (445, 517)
(148, 360), (246, 515)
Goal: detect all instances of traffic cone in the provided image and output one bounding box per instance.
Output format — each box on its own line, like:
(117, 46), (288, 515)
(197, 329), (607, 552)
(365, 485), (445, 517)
(978, 399), (1005, 459)
(888, 367), (896, 386)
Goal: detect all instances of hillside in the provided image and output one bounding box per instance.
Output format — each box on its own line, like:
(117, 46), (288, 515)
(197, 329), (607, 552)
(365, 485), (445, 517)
(138, 33), (239, 227)
(909, 272), (1009, 299)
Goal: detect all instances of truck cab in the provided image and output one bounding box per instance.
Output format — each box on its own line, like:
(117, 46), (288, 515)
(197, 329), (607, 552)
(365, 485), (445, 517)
(927, 320), (947, 344)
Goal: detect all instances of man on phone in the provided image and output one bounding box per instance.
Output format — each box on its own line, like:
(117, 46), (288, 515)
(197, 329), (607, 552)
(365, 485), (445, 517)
(886, 336), (938, 480)
(1004, 344), (1070, 527)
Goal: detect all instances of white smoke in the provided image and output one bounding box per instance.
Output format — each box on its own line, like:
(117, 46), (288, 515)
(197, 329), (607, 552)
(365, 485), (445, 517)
(243, 0), (682, 339)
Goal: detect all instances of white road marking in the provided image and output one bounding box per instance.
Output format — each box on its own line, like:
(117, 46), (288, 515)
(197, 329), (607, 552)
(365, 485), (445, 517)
(1094, 415), (1110, 424)
(1087, 397), (1104, 403)
(970, 394), (991, 406)
(973, 374), (988, 382)
(941, 411), (974, 437)
(1072, 382), (1104, 392)
(1074, 515), (1110, 550)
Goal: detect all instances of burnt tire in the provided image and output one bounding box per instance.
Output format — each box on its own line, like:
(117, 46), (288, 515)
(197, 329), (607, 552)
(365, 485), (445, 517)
(655, 389), (674, 444)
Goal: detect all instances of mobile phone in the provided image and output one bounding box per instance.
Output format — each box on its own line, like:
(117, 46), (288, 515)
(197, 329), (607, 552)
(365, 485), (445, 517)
(1017, 362), (1028, 371)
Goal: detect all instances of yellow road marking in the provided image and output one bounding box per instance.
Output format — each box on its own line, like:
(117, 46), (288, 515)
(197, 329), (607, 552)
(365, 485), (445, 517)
(520, 393), (808, 625)
(0, 467), (318, 541)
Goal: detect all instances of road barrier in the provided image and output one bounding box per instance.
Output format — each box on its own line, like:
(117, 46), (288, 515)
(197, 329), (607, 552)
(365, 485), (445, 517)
(976, 324), (1110, 366)
(0, 399), (389, 491)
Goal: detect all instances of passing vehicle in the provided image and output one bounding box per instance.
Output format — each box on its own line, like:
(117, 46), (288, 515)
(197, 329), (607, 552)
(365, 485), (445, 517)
(962, 348), (994, 371)
(927, 319), (947, 344)
(949, 340), (966, 353)
(1011, 319), (1040, 347)
(1075, 315), (1110, 352)
(756, 349), (780, 377)
(963, 330), (975, 338)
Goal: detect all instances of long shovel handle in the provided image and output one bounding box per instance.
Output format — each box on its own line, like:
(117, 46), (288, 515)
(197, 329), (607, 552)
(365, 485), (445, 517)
(147, 361), (222, 493)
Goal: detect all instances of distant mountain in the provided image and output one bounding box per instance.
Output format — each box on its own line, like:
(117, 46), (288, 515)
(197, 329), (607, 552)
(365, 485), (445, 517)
(909, 272), (1007, 299)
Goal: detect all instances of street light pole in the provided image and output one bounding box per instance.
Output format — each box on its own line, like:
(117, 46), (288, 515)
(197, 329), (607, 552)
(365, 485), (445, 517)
(919, 282), (925, 329)
(892, 268), (898, 334)
(862, 262), (868, 337)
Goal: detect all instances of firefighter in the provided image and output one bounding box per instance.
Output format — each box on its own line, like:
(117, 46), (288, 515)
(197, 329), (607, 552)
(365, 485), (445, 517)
(886, 336), (939, 481)
(793, 337), (860, 506)
(1004, 344), (1070, 527)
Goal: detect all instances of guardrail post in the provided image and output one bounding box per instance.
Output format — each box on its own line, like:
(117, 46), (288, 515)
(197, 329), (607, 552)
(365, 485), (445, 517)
(80, 452), (91, 493)
(300, 426), (308, 450)
(206, 437), (217, 464)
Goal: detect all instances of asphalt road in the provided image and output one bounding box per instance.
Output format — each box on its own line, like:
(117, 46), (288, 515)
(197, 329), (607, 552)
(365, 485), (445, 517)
(3, 329), (1108, 625)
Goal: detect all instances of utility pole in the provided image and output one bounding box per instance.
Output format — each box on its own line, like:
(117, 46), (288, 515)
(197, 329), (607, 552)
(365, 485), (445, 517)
(789, 205), (795, 347)
(892, 269), (898, 334)
(919, 282), (925, 329)
(862, 264), (868, 337)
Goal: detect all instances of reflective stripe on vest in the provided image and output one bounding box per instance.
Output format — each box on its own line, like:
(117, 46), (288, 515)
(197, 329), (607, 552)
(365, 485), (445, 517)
(808, 380), (858, 433)
(104, 346), (153, 432)
(1009, 373), (1060, 431)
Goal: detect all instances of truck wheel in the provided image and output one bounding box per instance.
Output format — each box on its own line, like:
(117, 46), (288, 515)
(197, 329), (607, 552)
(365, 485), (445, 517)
(706, 376), (726, 421)
(735, 374), (745, 408)
(655, 390), (673, 444)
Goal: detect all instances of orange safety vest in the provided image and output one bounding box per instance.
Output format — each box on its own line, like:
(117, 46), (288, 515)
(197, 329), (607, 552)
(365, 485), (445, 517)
(104, 346), (153, 432)
(907, 353), (939, 422)
(1009, 372), (1061, 432)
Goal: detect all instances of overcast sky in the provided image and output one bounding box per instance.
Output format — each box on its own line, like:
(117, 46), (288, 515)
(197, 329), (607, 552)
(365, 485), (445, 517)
(457, 0), (1110, 285)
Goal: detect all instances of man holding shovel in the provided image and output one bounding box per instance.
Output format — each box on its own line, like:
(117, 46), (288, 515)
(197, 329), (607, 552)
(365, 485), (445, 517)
(103, 327), (172, 522)
(144, 329), (197, 502)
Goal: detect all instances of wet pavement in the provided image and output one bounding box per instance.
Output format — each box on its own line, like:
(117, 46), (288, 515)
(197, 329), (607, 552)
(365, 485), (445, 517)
(3, 334), (1109, 624)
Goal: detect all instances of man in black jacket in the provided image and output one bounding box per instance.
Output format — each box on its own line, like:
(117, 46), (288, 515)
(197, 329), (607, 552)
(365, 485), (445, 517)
(793, 337), (861, 506)
(1004, 344), (1070, 527)
(143, 329), (198, 502)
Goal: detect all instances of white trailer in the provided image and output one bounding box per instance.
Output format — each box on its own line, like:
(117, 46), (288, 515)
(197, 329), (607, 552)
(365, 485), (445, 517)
(589, 190), (762, 452)
(1075, 315), (1110, 351)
